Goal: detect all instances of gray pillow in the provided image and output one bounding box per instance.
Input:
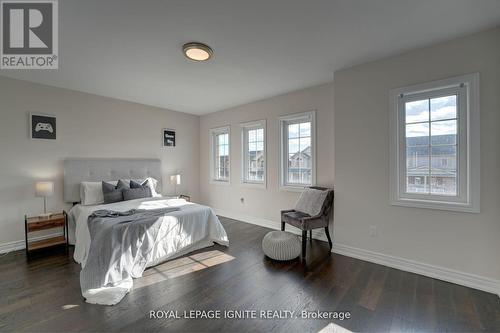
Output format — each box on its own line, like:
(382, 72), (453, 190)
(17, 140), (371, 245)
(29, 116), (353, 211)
(294, 189), (328, 217)
(123, 187), (152, 201)
(102, 179), (129, 204)
(130, 179), (150, 189)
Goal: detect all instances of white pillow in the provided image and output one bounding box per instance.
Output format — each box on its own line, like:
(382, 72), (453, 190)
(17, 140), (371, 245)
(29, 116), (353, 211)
(80, 181), (117, 206)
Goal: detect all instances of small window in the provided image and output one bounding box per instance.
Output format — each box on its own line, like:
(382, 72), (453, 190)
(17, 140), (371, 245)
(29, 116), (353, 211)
(241, 120), (266, 187)
(279, 111), (316, 190)
(209, 126), (230, 183)
(389, 73), (480, 212)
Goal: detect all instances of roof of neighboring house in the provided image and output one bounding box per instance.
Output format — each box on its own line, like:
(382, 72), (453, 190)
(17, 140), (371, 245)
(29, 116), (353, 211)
(290, 146), (311, 160)
(407, 134), (456, 155)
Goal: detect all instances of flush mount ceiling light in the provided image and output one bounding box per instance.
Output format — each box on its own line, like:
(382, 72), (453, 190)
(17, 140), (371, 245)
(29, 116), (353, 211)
(182, 42), (213, 61)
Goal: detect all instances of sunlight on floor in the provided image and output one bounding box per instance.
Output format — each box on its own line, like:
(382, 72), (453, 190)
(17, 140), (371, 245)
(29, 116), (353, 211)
(134, 250), (234, 289)
(61, 304), (79, 310)
(318, 323), (353, 333)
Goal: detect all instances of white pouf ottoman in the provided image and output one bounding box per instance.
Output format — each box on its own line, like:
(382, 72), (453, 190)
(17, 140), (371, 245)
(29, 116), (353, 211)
(262, 231), (301, 261)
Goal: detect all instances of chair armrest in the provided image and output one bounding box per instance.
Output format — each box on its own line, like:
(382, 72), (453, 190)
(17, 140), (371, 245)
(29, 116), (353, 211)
(280, 209), (295, 215)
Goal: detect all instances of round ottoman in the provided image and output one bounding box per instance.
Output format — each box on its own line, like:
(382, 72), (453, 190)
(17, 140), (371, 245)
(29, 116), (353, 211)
(262, 231), (301, 261)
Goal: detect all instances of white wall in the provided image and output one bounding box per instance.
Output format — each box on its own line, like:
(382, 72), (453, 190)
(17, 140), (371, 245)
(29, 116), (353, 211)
(334, 28), (500, 285)
(0, 76), (200, 246)
(199, 83), (334, 233)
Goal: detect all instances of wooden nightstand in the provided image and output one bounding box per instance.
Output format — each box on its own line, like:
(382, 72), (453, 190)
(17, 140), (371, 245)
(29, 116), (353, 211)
(24, 212), (68, 259)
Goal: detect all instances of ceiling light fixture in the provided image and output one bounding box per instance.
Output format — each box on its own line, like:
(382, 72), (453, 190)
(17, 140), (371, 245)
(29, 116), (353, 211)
(182, 42), (213, 61)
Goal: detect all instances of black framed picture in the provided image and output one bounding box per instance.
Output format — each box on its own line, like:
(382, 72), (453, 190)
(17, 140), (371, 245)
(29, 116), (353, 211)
(163, 129), (176, 147)
(31, 113), (56, 140)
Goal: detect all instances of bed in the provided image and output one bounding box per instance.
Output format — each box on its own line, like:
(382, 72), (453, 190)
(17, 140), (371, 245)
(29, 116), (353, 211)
(64, 158), (229, 305)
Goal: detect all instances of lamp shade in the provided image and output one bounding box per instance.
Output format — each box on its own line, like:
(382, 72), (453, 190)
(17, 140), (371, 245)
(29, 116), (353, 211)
(35, 181), (54, 197)
(170, 174), (181, 185)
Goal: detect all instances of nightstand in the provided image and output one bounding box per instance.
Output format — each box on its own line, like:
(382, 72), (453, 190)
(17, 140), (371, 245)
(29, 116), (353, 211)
(179, 194), (191, 202)
(24, 212), (68, 259)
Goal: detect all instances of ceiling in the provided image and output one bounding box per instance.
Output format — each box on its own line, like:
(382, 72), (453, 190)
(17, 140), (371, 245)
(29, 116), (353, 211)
(2, 0), (500, 115)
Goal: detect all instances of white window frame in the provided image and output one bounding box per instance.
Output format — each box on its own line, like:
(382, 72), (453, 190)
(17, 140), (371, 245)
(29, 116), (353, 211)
(389, 73), (480, 212)
(240, 119), (267, 188)
(279, 110), (316, 191)
(209, 125), (231, 185)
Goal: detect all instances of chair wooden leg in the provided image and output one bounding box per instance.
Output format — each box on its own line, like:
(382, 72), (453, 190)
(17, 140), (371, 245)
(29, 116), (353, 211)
(325, 226), (333, 250)
(281, 221), (285, 231)
(302, 230), (307, 260)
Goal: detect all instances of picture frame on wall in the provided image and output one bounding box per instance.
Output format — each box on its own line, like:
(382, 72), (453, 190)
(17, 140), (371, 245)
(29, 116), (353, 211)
(30, 113), (57, 140)
(163, 129), (176, 147)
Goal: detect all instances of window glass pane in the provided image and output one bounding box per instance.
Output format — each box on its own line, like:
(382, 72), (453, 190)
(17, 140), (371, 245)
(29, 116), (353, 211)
(248, 129), (256, 143)
(288, 138), (299, 154)
(431, 145), (457, 196)
(281, 114), (314, 186)
(431, 120), (457, 145)
(299, 122), (311, 137)
(256, 128), (264, 141)
(405, 99), (429, 123)
(243, 125), (264, 183)
(406, 123), (429, 146)
(430, 176), (456, 196)
(213, 130), (229, 181)
(299, 137), (311, 153)
(301, 170), (311, 184)
(431, 95), (456, 121)
(288, 123), (299, 139)
(406, 146), (429, 194)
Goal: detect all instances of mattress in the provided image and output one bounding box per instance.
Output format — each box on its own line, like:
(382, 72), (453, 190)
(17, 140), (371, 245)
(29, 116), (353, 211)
(68, 197), (229, 268)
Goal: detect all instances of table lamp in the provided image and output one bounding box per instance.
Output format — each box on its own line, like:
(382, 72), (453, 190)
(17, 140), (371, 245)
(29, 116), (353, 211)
(170, 174), (181, 196)
(35, 181), (54, 217)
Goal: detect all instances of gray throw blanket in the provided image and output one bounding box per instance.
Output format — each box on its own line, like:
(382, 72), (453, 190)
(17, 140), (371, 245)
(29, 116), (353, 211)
(80, 207), (180, 305)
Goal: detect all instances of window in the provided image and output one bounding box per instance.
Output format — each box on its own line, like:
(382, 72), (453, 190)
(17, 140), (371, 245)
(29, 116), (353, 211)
(241, 120), (266, 186)
(279, 111), (316, 189)
(209, 126), (230, 183)
(389, 73), (480, 212)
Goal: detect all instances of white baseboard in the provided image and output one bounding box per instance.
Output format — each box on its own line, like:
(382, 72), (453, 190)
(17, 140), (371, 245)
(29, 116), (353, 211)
(215, 208), (500, 297)
(214, 208), (329, 242)
(333, 243), (500, 297)
(0, 232), (63, 254)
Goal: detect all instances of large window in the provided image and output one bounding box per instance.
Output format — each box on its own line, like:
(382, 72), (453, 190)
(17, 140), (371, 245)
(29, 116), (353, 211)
(389, 73), (480, 212)
(241, 120), (266, 186)
(279, 111), (316, 189)
(210, 126), (230, 183)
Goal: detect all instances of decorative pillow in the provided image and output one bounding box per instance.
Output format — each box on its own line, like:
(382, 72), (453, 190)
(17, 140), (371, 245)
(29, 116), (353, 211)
(80, 181), (116, 205)
(102, 179), (129, 204)
(131, 179), (158, 195)
(123, 187), (152, 201)
(294, 188), (328, 217)
(132, 177), (161, 197)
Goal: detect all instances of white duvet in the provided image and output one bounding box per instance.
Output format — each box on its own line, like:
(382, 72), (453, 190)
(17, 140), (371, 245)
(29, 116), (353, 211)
(69, 197), (229, 269)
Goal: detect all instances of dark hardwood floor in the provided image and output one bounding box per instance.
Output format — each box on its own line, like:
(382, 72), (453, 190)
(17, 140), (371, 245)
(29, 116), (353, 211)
(0, 217), (499, 332)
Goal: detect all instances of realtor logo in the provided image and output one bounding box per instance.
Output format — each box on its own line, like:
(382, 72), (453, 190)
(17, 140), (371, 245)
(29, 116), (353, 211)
(1, 0), (58, 69)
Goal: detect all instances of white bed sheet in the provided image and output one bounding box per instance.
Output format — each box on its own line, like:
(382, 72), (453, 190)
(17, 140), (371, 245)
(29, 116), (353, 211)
(68, 197), (229, 268)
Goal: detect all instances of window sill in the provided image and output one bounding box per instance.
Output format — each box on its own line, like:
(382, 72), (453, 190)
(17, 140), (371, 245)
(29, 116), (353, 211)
(279, 184), (309, 193)
(390, 198), (479, 213)
(209, 180), (231, 186)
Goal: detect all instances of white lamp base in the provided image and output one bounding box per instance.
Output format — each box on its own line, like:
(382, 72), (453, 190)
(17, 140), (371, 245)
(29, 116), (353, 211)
(38, 213), (52, 218)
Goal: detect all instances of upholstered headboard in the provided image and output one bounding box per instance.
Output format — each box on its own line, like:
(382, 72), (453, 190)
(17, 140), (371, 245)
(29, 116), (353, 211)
(63, 158), (162, 203)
